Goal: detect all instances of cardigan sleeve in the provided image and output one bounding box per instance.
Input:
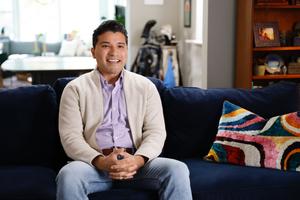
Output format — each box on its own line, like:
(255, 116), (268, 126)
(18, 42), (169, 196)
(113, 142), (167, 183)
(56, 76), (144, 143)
(58, 84), (102, 165)
(134, 82), (166, 161)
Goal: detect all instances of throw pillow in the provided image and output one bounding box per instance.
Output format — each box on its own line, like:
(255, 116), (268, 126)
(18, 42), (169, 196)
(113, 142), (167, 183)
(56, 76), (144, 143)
(58, 40), (78, 56)
(205, 101), (300, 172)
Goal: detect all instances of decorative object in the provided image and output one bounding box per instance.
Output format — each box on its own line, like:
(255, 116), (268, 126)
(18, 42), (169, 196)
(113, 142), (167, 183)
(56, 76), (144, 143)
(282, 65), (287, 74)
(288, 62), (300, 74)
(280, 31), (288, 46)
(205, 101), (300, 172)
(33, 34), (41, 56)
(254, 22), (281, 47)
(293, 21), (300, 46)
(184, 0), (191, 27)
(264, 54), (283, 74)
(255, 0), (289, 5)
(254, 65), (266, 76)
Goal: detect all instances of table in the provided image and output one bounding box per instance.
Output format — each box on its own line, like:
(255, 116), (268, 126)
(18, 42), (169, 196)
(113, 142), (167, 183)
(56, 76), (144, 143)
(1, 56), (96, 84)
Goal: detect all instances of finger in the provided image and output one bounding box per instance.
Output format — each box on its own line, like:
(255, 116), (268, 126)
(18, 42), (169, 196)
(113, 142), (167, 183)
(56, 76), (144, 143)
(122, 176), (133, 179)
(109, 171), (137, 179)
(112, 163), (138, 172)
(121, 151), (132, 158)
(111, 163), (137, 173)
(113, 148), (125, 154)
(124, 170), (137, 177)
(127, 164), (138, 172)
(110, 175), (124, 180)
(109, 171), (126, 180)
(109, 171), (125, 177)
(110, 163), (130, 171)
(120, 171), (137, 179)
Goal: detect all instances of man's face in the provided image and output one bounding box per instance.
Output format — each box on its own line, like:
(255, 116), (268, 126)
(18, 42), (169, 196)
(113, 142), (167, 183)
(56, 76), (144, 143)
(91, 31), (127, 76)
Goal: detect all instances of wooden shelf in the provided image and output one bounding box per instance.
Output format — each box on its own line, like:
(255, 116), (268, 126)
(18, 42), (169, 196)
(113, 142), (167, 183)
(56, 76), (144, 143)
(235, 0), (300, 89)
(253, 74), (300, 80)
(253, 46), (300, 51)
(255, 5), (300, 9)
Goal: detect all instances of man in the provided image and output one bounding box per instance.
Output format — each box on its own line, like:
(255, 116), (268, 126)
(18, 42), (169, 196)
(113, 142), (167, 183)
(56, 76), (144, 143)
(56, 20), (192, 200)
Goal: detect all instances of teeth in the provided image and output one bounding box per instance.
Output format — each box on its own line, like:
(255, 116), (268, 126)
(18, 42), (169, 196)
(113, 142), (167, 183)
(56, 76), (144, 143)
(108, 59), (119, 62)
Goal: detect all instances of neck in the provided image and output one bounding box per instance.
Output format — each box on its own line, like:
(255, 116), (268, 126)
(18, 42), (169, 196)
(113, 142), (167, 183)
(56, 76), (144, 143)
(99, 70), (122, 85)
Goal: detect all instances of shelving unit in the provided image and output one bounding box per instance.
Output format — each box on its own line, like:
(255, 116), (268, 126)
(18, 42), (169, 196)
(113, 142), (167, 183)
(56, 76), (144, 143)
(235, 0), (300, 88)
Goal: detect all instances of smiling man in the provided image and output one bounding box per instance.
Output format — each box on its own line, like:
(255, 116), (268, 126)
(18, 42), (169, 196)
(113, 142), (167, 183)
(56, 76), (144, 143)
(56, 20), (192, 200)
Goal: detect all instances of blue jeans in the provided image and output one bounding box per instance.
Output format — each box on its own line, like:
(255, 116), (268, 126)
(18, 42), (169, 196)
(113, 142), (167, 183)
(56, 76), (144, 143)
(56, 157), (192, 200)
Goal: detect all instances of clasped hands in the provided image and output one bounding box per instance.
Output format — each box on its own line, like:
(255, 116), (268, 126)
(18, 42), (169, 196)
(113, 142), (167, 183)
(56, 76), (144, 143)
(93, 148), (145, 180)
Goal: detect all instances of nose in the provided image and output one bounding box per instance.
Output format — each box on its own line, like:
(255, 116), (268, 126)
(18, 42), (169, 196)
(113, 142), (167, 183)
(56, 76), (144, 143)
(108, 45), (117, 55)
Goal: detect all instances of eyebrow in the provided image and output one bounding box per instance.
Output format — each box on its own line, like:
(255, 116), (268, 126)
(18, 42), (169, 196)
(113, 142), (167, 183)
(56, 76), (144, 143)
(99, 41), (126, 45)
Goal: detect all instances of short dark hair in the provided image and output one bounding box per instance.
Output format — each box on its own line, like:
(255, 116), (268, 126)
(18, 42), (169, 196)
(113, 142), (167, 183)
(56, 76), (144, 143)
(92, 20), (128, 48)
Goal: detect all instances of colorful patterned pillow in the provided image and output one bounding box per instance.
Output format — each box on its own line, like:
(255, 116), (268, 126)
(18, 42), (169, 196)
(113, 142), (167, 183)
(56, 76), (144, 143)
(205, 101), (300, 172)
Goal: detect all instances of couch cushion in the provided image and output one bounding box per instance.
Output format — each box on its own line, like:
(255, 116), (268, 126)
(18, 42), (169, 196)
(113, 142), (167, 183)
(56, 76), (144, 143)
(184, 158), (300, 200)
(0, 166), (56, 200)
(0, 85), (59, 168)
(53, 77), (76, 105)
(162, 81), (299, 159)
(88, 189), (158, 200)
(46, 42), (61, 55)
(147, 77), (166, 96)
(9, 41), (35, 55)
(205, 101), (300, 172)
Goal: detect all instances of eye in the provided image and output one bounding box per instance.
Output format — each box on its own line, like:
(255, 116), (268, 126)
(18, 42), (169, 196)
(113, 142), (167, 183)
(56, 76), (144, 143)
(118, 45), (125, 48)
(101, 44), (110, 48)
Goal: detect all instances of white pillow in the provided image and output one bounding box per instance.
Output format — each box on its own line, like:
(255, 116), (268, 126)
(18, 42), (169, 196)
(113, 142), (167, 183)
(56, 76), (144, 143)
(58, 40), (78, 56)
(75, 40), (86, 56)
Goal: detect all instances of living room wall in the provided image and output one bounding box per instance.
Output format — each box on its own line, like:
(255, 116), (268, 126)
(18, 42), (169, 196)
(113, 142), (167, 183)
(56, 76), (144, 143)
(126, 0), (180, 69)
(179, 0), (236, 88)
(205, 0), (236, 88)
(127, 0), (236, 88)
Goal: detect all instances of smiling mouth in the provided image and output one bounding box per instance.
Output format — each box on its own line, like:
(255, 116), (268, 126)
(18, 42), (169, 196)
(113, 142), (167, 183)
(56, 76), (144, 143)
(107, 59), (120, 63)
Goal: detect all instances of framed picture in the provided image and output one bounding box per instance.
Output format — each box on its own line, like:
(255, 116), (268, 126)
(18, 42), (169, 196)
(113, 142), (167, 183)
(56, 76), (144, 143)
(184, 0), (191, 27)
(253, 22), (280, 47)
(255, 0), (289, 5)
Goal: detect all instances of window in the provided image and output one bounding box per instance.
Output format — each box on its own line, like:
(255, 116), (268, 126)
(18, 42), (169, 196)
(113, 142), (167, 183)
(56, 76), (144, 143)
(0, 0), (14, 37)
(18, 0), (61, 42)
(185, 0), (203, 45)
(0, 0), (126, 43)
(195, 0), (203, 43)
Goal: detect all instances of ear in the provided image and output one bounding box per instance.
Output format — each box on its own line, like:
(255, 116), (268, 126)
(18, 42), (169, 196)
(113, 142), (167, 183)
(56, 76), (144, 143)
(91, 48), (96, 58)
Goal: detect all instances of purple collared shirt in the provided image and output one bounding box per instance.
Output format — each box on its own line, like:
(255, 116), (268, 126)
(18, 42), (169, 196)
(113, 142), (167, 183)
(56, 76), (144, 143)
(95, 71), (134, 150)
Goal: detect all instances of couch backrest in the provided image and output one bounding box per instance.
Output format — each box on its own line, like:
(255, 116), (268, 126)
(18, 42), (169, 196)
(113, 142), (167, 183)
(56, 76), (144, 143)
(0, 85), (63, 169)
(7, 41), (61, 55)
(9, 41), (37, 55)
(53, 77), (300, 161)
(161, 81), (300, 160)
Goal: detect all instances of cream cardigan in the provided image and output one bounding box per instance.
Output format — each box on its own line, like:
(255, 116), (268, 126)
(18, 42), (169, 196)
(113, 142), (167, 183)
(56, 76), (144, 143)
(58, 69), (166, 165)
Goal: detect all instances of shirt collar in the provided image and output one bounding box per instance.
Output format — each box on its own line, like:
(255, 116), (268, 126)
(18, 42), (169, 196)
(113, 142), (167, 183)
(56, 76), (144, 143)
(98, 70), (124, 89)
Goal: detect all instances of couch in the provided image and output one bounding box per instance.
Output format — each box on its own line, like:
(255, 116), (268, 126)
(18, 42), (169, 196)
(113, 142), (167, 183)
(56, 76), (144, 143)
(0, 37), (61, 57)
(1, 76), (300, 200)
(0, 37), (93, 86)
(0, 36), (90, 58)
(0, 37), (62, 82)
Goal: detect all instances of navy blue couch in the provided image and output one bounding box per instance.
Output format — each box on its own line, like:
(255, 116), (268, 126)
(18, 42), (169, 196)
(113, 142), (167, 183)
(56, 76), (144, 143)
(1, 77), (300, 200)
